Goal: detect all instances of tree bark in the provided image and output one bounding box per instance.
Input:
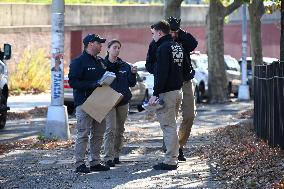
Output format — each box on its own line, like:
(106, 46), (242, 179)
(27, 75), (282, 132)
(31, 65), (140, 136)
(208, 1), (228, 103)
(207, 0), (242, 103)
(281, 0), (284, 61)
(248, 0), (264, 66)
(164, 0), (183, 19)
(248, 0), (264, 97)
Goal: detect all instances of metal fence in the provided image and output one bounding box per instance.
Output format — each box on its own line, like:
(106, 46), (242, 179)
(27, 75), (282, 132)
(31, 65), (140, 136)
(254, 61), (284, 149)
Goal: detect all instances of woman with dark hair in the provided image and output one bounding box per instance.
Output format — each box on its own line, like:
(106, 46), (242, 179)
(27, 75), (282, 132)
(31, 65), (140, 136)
(103, 39), (137, 167)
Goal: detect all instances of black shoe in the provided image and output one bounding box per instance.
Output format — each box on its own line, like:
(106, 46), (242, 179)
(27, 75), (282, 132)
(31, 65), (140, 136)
(75, 164), (90, 173)
(153, 163), (177, 170)
(161, 146), (167, 153)
(113, 157), (121, 164)
(105, 160), (115, 167)
(178, 148), (186, 161)
(90, 163), (110, 171)
(162, 140), (166, 153)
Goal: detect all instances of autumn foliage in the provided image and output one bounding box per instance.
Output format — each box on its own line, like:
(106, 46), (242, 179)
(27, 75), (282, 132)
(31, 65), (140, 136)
(9, 48), (50, 95)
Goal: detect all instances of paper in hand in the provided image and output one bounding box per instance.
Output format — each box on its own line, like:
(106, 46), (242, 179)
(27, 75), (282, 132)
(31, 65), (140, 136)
(98, 71), (116, 86)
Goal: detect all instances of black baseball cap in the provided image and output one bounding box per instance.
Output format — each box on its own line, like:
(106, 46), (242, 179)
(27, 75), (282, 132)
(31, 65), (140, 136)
(83, 34), (106, 45)
(167, 16), (181, 31)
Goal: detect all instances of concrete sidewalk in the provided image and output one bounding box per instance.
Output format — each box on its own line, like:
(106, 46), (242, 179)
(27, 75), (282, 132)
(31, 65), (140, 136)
(0, 100), (253, 189)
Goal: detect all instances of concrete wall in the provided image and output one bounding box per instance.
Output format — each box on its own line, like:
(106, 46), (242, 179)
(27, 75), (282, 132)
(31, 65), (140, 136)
(0, 3), (280, 75)
(0, 3), (210, 33)
(83, 23), (280, 63)
(0, 3), (51, 27)
(228, 6), (281, 24)
(1, 23), (280, 73)
(0, 3), (280, 31)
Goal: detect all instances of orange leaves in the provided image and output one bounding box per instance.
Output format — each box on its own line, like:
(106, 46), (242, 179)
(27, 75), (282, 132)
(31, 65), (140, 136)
(191, 119), (284, 188)
(0, 138), (74, 155)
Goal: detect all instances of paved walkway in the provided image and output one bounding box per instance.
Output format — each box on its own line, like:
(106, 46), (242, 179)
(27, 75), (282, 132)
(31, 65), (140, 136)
(0, 100), (253, 189)
(7, 93), (50, 112)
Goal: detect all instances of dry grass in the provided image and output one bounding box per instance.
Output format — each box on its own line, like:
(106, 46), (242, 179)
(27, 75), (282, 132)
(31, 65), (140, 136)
(9, 48), (50, 95)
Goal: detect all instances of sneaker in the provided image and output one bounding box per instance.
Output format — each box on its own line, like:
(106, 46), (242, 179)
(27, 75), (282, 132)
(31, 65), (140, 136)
(178, 148), (186, 161)
(153, 163), (177, 170)
(105, 160), (115, 167)
(75, 164), (90, 173)
(90, 163), (110, 171)
(113, 157), (121, 164)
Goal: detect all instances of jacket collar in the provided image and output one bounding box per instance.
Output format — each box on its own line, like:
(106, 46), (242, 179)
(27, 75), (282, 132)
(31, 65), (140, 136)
(156, 34), (173, 47)
(104, 55), (123, 65)
(83, 50), (100, 61)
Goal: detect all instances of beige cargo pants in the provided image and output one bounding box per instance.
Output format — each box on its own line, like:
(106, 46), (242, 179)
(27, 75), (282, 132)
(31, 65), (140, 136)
(104, 104), (129, 161)
(74, 105), (106, 167)
(178, 80), (196, 148)
(156, 90), (182, 165)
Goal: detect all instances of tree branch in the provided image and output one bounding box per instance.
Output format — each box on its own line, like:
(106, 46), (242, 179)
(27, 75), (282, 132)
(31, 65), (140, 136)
(257, 0), (265, 18)
(224, 0), (243, 17)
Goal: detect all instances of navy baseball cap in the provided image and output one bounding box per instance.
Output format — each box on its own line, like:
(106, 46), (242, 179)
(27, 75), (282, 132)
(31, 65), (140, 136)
(83, 34), (106, 45)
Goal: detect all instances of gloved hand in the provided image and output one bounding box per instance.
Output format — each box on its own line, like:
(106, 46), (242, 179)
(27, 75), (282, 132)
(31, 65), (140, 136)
(92, 82), (102, 89)
(189, 69), (195, 79)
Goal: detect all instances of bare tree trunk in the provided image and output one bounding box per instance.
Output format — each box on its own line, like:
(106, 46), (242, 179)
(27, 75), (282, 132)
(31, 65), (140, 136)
(248, 0), (264, 97)
(207, 0), (242, 103)
(281, 0), (284, 61)
(205, 13), (209, 54)
(164, 0), (183, 19)
(208, 1), (228, 103)
(248, 1), (264, 66)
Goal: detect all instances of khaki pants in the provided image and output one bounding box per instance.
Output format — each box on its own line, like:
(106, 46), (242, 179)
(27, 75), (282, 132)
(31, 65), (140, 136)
(74, 105), (106, 167)
(156, 90), (182, 165)
(104, 104), (129, 161)
(178, 80), (196, 148)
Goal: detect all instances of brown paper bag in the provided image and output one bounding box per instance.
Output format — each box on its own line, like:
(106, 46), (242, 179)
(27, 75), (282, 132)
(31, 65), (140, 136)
(81, 86), (123, 123)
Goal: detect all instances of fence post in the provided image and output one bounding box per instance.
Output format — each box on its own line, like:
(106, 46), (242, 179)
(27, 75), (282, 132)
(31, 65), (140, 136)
(254, 61), (284, 149)
(275, 61), (284, 149)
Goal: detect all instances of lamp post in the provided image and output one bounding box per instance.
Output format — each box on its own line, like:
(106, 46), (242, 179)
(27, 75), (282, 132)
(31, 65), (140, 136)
(238, 3), (250, 100)
(45, 0), (69, 139)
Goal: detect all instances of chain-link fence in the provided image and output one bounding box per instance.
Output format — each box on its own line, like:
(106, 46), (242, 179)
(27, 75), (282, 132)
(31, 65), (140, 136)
(254, 61), (284, 149)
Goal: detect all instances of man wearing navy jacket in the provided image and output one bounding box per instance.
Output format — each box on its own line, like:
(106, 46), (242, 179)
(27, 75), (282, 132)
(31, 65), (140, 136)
(148, 20), (190, 170)
(68, 34), (110, 173)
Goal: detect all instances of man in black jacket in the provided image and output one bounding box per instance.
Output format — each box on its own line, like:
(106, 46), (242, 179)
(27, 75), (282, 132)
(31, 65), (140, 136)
(68, 34), (110, 173)
(145, 39), (157, 75)
(148, 20), (190, 170)
(146, 17), (198, 162)
(167, 16), (198, 162)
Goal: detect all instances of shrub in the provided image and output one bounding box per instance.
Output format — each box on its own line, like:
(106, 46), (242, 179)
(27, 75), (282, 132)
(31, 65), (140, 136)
(9, 48), (50, 94)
